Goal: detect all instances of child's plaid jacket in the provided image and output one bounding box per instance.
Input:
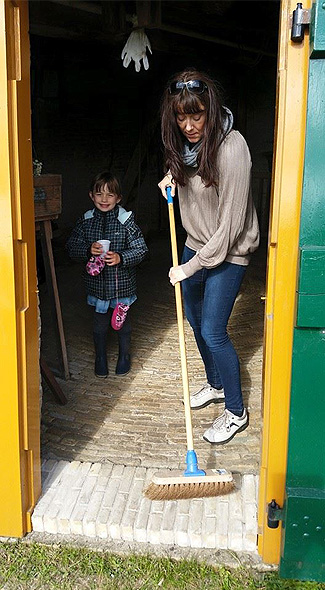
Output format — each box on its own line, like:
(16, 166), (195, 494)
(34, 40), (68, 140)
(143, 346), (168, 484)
(67, 205), (148, 300)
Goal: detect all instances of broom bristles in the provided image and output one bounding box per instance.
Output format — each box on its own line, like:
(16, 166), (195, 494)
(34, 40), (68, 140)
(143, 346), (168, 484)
(144, 479), (235, 501)
(143, 468), (235, 501)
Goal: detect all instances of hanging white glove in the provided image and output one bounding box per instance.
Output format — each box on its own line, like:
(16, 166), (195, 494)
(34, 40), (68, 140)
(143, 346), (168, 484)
(121, 29), (152, 72)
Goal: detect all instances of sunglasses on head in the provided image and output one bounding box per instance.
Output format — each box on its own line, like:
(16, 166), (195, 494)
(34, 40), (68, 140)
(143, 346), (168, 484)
(169, 80), (208, 95)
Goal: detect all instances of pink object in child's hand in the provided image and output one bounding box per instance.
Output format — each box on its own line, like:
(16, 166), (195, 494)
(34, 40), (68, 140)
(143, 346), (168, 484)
(111, 302), (130, 330)
(86, 255), (105, 276)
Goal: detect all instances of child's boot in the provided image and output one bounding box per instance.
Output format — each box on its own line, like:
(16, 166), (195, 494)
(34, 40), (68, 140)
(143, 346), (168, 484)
(93, 332), (108, 378)
(116, 317), (131, 375)
(93, 311), (110, 378)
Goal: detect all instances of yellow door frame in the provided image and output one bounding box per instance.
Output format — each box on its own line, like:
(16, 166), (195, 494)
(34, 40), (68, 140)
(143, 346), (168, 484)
(0, 0), (41, 536)
(0, 0), (311, 550)
(258, 0), (310, 563)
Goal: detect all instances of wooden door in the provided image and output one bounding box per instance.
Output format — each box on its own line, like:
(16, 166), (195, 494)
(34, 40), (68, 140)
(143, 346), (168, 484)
(0, 0), (41, 536)
(258, 0), (310, 564)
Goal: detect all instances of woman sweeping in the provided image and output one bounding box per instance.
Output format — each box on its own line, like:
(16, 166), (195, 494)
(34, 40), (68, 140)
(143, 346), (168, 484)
(158, 69), (260, 445)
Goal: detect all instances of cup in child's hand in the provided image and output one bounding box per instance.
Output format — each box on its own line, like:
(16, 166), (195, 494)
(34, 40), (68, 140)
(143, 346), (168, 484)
(97, 239), (111, 258)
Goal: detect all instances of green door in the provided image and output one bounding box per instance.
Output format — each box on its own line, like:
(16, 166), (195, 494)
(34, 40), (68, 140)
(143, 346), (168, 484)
(280, 0), (325, 581)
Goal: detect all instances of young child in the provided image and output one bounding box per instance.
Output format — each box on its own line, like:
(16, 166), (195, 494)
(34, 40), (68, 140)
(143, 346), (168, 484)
(67, 171), (148, 378)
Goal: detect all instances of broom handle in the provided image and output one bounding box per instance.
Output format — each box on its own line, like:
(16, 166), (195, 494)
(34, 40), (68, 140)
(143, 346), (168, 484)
(167, 196), (194, 452)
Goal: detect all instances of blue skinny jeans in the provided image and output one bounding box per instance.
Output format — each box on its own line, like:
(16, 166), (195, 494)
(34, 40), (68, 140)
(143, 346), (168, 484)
(181, 246), (246, 416)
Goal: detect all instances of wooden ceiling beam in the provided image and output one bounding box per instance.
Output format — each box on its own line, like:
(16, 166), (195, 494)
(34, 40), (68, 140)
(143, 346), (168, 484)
(136, 1), (161, 28)
(48, 0), (102, 14)
(153, 23), (275, 57)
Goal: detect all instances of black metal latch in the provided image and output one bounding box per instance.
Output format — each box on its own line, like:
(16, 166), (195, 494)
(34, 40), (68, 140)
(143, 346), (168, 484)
(291, 3), (311, 43)
(267, 499), (284, 529)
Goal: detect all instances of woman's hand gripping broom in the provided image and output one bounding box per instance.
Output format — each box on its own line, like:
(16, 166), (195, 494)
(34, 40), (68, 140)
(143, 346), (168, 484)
(144, 187), (234, 501)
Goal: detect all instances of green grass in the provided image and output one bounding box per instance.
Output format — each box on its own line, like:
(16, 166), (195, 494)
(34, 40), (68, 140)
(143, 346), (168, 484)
(0, 542), (324, 590)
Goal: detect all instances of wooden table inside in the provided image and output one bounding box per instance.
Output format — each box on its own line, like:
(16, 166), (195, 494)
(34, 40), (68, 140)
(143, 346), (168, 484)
(34, 174), (68, 404)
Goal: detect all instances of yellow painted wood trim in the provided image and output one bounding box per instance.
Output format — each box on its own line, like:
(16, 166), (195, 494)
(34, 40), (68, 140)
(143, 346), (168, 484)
(0, 0), (41, 537)
(14, 0), (41, 526)
(258, 0), (310, 564)
(0, 0), (25, 537)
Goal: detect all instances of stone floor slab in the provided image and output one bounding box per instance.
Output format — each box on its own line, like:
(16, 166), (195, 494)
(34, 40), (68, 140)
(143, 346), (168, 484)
(32, 460), (259, 553)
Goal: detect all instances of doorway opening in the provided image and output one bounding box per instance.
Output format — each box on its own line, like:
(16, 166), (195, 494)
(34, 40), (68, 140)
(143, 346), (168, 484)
(30, 0), (279, 476)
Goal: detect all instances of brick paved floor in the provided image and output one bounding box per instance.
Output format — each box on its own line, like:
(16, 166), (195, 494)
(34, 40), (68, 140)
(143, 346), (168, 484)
(40, 233), (266, 475)
(32, 459), (259, 553)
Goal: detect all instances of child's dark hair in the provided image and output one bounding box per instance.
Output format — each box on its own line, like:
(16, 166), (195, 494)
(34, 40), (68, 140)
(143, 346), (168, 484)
(89, 171), (122, 197)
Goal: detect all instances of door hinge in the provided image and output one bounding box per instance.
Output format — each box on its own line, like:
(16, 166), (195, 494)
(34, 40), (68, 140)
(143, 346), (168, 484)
(291, 3), (311, 43)
(267, 499), (284, 529)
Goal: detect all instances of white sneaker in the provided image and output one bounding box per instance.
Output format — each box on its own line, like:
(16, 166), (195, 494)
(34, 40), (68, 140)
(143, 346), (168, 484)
(190, 383), (225, 410)
(203, 408), (248, 444)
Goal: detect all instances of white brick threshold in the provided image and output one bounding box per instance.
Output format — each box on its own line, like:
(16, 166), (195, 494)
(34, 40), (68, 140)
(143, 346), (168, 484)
(32, 460), (258, 552)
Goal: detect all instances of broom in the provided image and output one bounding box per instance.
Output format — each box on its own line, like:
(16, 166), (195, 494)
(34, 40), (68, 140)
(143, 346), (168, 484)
(144, 187), (234, 501)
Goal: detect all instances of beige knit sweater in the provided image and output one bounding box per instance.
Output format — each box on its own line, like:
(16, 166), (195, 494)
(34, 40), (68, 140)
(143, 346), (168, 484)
(178, 129), (260, 278)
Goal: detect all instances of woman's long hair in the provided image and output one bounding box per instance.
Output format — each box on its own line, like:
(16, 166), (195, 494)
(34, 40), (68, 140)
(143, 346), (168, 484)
(160, 69), (226, 187)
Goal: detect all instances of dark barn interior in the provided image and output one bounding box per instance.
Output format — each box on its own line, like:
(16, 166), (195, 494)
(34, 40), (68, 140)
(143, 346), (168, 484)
(30, 0), (279, 233)
(30, 1), (279, 473)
